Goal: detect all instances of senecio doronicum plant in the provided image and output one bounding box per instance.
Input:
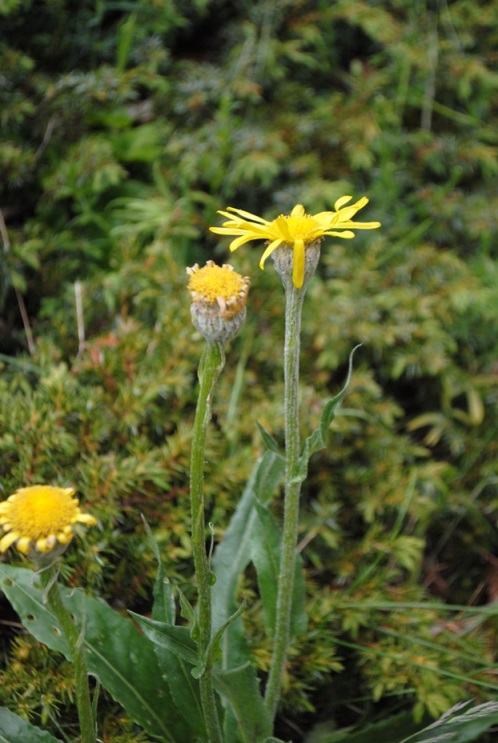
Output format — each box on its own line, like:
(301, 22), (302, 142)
(0, 486), (98, 743)
(0, 195), (382, 743)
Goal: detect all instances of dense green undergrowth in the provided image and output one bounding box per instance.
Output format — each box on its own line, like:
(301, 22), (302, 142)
(1, 0), (498, 740)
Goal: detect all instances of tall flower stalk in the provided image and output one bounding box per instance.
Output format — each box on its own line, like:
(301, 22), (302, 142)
(187, 261), (250, 743)
(264, 276), (306, 719)
(190, 342), (225, 743)
(211, 195), (380, 721)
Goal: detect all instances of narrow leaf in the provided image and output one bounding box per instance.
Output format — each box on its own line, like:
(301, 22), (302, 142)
(131, 614), (199, 666)
(400, 701), (498, 743)
(211, 451), (285, 668)
(213, 663), (272, 743)
(299, 345), (360, 481)
(250, 501), (306, 637)
(153, 644), (206, 741)
(176, 583), (198, 630)
(0, 708), (63, 743)
(305, 711), (421, 743)
(256, 420), (281, 454)
(319, 345), (361, 445)
(142, 515), (175, 624)
(143, 518), (205, 740)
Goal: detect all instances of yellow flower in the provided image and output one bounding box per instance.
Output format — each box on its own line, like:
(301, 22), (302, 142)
(0, 485), (97, 557)
(187, 261), (250, 345)
(187, 260), (249, 319)
(210, 196), (381, 289)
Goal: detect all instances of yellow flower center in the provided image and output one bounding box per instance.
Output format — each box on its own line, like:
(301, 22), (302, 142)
(280, 214), (320, 242)
(6, 486), (80, 540)
(187, 263), (246, 302)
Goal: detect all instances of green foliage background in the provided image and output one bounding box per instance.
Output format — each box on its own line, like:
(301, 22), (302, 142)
(1, 0), (498, 740)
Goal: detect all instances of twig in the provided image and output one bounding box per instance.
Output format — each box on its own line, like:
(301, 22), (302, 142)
(0, 208), (36, 355)
(75, 279), (85, 357)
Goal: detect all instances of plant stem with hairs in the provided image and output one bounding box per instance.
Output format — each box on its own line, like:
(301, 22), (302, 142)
(265, 281), (305, 721)
(190, 343), (225, 743)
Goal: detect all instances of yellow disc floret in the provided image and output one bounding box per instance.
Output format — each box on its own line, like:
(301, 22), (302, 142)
(187, 261), (250, 346)
(0, 485), (97, 556)
(187, 260), (250, 319)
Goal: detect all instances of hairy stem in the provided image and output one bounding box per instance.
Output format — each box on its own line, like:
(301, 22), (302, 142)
(265, 283), (305, 721)
(190, 343), (225, 743)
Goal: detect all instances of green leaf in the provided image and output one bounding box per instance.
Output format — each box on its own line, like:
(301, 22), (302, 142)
(131, 615), (199, 666)
(306, 702), (498, 743)
(176, 583), (198, 632)
(142, 515), (176, 625)
(152, 643), (206, 741)
(250, 501), (306, 638)
(298, 345), (360, 483)
(211, 451), (285, 669)
(116, 12), (137, 71)
(198, 600), (247, 681)
(256, 420), (281, 454)
(305, 712), (421, 743)
(213, 663), (272, 743)
(144, 519), (206, 741)
(0, 565), (190, 743)
(0, 708), (63, 743)
(399, 701), (498, 743)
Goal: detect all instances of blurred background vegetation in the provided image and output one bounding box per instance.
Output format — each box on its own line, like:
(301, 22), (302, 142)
(1, 0), (498, 740)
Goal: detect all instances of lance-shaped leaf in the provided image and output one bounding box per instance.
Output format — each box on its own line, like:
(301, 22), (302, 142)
(131, 615), (198, 666)
(250, 501), (306, 638)
(256, 420), (281, 454)
(211, 451), (285, 669)
(0, 565), (191, 743)
(0, 708), (63, 743)
(297, 345), (360, 484)
(143, 515), (176, 625)
(399, 700), (498, 743)
(213, 663), (272, 743)
(144, 519), (206, 741)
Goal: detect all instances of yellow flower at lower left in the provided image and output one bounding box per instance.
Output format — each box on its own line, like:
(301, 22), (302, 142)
(0, 485), (97, 556)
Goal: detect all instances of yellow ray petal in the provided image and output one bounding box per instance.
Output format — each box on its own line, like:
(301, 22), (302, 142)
(259, 239), (283, 268)
(334, 195), (353, 210)
(226, 207), (270, 224)
(292, 239), (305, 288)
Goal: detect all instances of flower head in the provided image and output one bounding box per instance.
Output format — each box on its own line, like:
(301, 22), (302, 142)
(210, 196), (381, 289)
(0, 485), (97, 559)
(187, 261), (250, 345)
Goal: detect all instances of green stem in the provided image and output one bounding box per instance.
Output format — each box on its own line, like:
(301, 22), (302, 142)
(41, 567), (96, 743)
(190, 343), (225, 743)
(265, 283), (305, 721)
